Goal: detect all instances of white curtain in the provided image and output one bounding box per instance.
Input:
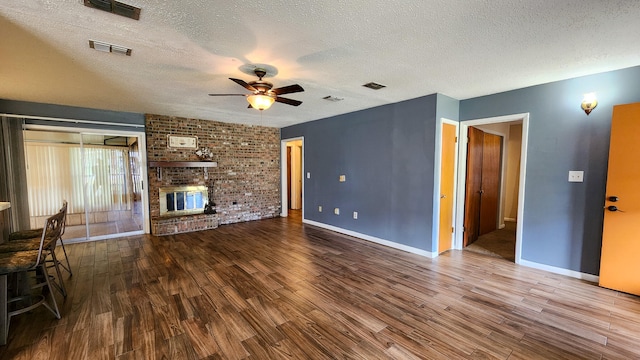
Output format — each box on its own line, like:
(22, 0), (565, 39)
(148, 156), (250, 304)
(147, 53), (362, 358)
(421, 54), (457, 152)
(25, 142), (131, 216)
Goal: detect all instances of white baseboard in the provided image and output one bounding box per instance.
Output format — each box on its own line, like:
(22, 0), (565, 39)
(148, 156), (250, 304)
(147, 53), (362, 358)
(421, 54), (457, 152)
(303, 219), (437, 258)
(518, 259), (599, 283)
(504, 218), (517, 222)
(301, 219), (599, 283)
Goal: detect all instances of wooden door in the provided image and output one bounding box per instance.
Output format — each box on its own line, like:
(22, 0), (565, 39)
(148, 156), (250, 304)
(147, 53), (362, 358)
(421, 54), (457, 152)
(479, 133), (502, 235)
(463, 127), (484, 246)
(287, 147), (292, 209)
(599, 102), (640, 295)
(438, 123), (457, 253)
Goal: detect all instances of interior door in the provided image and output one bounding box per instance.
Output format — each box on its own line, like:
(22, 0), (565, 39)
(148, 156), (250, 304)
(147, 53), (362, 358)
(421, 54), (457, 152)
(287, 146), (292, 209)
(479, 133), (502, 235)
(438, 123), (457, 253)
(599, 102), (640, 295)
(463, 126), (484, 246)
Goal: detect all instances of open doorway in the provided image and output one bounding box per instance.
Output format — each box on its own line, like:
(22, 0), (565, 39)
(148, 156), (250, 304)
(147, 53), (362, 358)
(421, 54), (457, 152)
(281, 137), (303, 221)
(455, 114), (529, 264)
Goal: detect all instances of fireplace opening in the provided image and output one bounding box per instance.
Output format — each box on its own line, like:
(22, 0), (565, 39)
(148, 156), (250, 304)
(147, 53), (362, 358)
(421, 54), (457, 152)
(159, 185), (209, 217)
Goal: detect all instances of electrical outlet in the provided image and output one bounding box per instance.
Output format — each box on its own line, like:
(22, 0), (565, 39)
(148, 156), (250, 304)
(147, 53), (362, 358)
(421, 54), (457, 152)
(339, 175), (346, 182)
(318, 206), (322, 212)
(334, 208), (340, 215)
(353, 211), (358, 219)
(568, 170), (584, 182)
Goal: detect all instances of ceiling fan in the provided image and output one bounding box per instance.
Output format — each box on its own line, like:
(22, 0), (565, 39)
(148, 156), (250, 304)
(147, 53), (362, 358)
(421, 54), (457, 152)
(209, 68), (304, 110)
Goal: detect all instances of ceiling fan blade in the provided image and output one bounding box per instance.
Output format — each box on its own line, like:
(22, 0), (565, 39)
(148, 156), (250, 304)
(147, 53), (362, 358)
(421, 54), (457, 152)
(229, 78), (257, 92)
(275, 97), (302, 106)
(271, 84), (304, 95)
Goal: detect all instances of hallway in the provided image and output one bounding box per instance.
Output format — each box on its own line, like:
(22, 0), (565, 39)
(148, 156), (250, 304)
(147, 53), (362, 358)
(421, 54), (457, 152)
(465, 221), (516, 262)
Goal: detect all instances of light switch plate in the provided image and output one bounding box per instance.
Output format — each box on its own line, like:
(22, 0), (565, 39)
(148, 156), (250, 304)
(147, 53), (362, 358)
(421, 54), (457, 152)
(334, 208), (340, 215)
(339, 175), (346, 182)
(307, 172), (311, 179)
(568, 170), (584, 182)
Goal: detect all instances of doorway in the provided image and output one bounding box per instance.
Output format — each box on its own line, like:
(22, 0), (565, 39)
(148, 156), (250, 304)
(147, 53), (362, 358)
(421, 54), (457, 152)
(281, 137), (304, 221)
(22, 126), (149, 242)
(455, 114), (529, 264)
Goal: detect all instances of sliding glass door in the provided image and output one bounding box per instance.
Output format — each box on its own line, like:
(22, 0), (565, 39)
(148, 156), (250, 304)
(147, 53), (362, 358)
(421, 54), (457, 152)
(23, 128), (147, 241)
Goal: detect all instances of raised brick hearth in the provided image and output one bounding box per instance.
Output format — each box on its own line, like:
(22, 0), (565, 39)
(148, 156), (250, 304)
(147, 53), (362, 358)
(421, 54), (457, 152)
(146, 114), (281, 236)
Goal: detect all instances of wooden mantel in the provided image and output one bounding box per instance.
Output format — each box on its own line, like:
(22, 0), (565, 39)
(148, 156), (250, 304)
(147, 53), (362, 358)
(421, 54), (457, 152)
(149, 161), (217, 179)
(149, 161), (217, 168)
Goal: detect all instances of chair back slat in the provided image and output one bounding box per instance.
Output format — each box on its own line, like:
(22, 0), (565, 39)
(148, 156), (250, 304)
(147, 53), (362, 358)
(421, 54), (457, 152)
(35, 210), (65, 267)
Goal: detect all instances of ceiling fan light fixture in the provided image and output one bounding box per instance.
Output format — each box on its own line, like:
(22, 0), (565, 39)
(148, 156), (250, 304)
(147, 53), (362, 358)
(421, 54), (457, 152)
(247, 94), (275, 110)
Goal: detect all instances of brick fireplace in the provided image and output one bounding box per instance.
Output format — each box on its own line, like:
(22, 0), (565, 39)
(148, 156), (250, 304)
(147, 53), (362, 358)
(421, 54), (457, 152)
(145, 114), (281, 236)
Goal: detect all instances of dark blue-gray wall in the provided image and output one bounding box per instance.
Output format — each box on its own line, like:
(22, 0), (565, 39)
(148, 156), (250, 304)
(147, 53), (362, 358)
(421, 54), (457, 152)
(460, 65), (640, 275)
(0, 99), (144, 131)
(282, 95), (439, 251)
(283, 65), (640, 276)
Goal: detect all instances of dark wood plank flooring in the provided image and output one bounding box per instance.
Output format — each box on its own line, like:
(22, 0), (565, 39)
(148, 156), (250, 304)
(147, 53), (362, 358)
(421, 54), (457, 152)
(1, 216), (639, 359)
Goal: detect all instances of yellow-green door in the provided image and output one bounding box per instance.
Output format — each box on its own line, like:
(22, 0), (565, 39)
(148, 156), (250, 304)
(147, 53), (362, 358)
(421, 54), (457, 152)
(599, 102), (640, 295)
(438, 123), (456, 253)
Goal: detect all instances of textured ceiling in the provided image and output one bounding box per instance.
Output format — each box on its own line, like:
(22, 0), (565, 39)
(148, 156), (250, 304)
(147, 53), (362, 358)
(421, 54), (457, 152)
(1, 1), (639, 128)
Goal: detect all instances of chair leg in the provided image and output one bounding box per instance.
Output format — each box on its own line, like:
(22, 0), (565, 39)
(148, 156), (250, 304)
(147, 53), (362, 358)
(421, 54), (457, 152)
(39, 264), (60, 320)
(0, 274), (7, 346)
(48, 251), (67, 298)
(57, 239), (73, 277)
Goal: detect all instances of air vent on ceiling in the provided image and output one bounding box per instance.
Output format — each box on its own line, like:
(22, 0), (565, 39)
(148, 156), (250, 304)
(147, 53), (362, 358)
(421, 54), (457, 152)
(362, 82), (386, 90)
(84, 0), (141, 20)
(323, 95), (344, 102)
(89, 40), (132, 56)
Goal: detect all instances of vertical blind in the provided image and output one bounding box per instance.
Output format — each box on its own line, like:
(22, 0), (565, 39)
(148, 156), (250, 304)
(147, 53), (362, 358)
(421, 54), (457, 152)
(25, 142), (132, 216)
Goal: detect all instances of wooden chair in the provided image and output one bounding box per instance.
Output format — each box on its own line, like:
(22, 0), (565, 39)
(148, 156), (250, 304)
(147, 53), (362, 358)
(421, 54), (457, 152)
(0, 211), (64, 345)
(1, 203), (68, 298)
(9, 201), (72, 277)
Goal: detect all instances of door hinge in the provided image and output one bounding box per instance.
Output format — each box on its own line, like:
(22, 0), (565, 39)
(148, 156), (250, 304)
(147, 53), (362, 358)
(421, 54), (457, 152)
(451, 227), (454, 233)
(455, 136), (458, 143)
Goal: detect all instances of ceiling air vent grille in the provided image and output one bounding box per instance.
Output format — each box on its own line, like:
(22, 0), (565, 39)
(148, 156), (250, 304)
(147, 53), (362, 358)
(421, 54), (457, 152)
(362, 82), (386, 90)
(323, 95), (344, 102)
(84, 0), (141, 20)
(89, 40), (132, 56)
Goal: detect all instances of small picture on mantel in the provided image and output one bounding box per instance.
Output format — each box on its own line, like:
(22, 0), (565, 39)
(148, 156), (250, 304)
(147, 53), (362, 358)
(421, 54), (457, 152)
(167, 135), (198, 149)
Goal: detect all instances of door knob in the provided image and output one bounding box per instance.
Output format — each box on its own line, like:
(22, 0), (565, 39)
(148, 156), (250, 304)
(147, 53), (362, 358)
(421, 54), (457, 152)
(608, 196), (619, 202)
(440, 195), (446, 199)
(607, 205), (624, 212)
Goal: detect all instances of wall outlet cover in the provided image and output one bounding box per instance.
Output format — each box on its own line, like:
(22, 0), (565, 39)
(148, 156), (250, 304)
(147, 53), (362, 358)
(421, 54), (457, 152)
(568, 170), (584, 182)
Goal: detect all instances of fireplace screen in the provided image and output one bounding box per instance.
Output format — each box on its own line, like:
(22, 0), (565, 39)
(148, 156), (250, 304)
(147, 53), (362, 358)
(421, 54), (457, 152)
(159, 185), (208, 217)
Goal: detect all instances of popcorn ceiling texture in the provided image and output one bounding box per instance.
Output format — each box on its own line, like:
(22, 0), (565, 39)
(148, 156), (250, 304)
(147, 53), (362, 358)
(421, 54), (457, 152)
(146, 114), (281, 235)
(2, 1), (640, 128)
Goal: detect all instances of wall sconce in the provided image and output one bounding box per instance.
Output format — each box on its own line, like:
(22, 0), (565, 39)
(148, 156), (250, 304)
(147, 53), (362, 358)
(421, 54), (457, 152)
(581, 92), (598, 115)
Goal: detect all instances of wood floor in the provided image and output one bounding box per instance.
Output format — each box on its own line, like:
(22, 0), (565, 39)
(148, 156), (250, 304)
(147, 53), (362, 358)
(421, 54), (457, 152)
(1, 216), (639, 359)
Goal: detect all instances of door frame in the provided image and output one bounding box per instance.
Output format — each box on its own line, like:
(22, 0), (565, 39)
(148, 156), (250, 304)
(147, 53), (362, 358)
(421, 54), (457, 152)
(454, 113), (529, 264)
(280, 136), (304, 219)
(433, 118), (459, 253)
(22, 123), (150, 238)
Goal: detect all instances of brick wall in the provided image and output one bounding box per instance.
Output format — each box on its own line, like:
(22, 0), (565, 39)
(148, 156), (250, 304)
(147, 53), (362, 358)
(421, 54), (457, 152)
(145, 114), (281, 234)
